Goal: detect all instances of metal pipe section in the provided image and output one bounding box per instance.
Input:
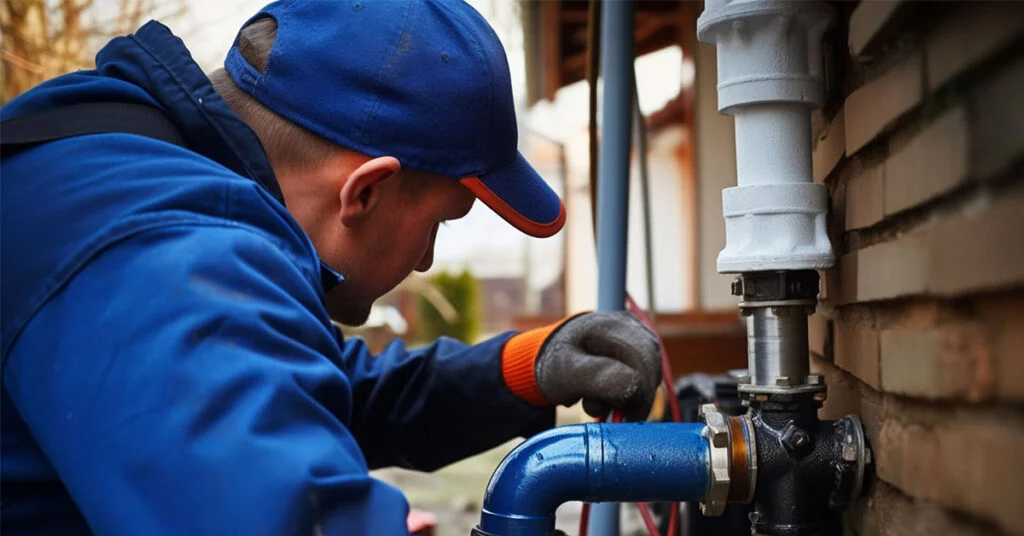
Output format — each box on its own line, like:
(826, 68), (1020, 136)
(477, 423), (709, 536)
(591, 1), (635, 533)
(745, 305), (811, 388)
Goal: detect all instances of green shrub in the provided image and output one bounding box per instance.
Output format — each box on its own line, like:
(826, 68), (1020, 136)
(417, 270), (480, 344)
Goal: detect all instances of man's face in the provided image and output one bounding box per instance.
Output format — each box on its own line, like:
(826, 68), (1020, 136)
(325, 171), (475, 325)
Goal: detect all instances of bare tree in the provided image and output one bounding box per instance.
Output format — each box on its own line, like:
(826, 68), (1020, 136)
(1, 0), (186, 103)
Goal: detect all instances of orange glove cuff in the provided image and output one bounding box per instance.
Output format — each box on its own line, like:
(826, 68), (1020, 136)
(501, 315), (578, 406)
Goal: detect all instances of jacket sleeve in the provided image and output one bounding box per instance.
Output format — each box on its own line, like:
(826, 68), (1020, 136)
(3, 224), (409, 535)
(340, 332), (556, 471)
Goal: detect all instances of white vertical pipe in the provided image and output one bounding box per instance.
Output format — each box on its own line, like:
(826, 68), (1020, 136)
(734, 105), (813, 186)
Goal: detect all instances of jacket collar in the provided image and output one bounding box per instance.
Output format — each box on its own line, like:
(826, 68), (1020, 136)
(110, 21), (344, 290)
(121, 21), (284, 202)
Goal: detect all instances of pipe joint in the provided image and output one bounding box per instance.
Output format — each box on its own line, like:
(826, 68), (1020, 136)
(700, 404), (733, 516)
(747, 406), (872, 536)
(697, 0), (835, 112)
(699, 404), (758, 517)
(731, 272), (828, 399)
(718, 183), (834, 272)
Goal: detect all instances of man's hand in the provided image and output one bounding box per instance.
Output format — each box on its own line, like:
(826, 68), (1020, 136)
(502, 312), (662, 421)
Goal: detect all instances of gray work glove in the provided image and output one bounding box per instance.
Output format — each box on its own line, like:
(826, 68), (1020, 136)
(534, 311), (662, 421)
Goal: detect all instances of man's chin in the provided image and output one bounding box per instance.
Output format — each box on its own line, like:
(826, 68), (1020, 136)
(324, 287), (373, 327)
(334, 309), (372, 327)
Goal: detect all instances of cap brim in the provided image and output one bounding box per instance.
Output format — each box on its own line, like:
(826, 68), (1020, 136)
(460, 153), (566, 238)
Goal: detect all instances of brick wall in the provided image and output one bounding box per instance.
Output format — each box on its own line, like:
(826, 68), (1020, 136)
(810, 2), (1024, 535)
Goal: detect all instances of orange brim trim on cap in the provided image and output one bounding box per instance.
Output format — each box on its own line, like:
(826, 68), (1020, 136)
(460, 177), (566, 238)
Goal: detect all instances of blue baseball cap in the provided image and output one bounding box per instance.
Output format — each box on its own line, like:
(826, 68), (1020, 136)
(225, 0), (565, 238)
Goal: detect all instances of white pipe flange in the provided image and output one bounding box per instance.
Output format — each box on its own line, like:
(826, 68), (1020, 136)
(697, 0), (834, 112)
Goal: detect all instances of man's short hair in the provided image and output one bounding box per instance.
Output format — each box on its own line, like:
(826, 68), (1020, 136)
(209, 17), (340, 172)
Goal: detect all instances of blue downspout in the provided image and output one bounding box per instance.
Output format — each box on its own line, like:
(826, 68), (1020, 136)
(595, 0), (635, 314)
(592, 0), (636, 533)
(479, 423), (709, 536)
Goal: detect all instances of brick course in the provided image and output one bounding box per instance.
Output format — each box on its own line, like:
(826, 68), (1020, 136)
(924, 3), (1024, 91)
(844, 50), (923, 155)
(884, 106), (969, 216)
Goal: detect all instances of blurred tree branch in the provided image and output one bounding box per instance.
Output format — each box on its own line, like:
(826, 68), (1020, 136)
(1, 0), (186, 103)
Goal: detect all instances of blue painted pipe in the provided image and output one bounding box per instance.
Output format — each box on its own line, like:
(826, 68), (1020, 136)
(592, 0), (637, 531)
(478, 423), (709, 536)
(595, 0), (636, 315)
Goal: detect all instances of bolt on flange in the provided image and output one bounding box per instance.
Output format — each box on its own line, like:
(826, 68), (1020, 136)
(779, 421), (813, 458)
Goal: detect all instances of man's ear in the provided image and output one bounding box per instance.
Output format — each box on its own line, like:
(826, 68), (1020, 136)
(339, 156), (402, 226)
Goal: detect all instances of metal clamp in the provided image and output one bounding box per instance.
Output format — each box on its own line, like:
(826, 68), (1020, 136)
(699, 403), (731, 516)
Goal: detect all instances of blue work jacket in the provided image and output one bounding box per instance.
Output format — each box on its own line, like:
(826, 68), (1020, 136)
(0, 21), (553, 535)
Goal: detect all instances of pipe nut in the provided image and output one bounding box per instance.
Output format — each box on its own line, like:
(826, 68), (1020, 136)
(780, 422), (813, 458)
(700, 404), (731, 516)
(702, 404), (730, 447)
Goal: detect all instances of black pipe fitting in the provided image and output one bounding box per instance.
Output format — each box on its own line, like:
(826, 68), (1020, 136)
(731, 270), (820, 302)
(748, 396), (871, 536)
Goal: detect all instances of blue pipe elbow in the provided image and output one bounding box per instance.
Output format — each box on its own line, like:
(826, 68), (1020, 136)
(478, 422), (710, 536)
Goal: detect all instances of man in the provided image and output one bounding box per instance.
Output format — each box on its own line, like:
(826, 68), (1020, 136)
(0, 1), (661, 534)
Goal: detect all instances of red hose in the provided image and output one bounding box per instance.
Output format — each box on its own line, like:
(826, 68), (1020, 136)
(637, 503), (663, 536)
(578, 296), (682, 536)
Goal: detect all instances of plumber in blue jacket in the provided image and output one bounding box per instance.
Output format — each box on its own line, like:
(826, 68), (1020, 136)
(0, 1), (664, 534)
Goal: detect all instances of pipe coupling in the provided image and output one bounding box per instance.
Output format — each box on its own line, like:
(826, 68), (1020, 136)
(699, 404), (757, 515)
(700, 404), (732, 516)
